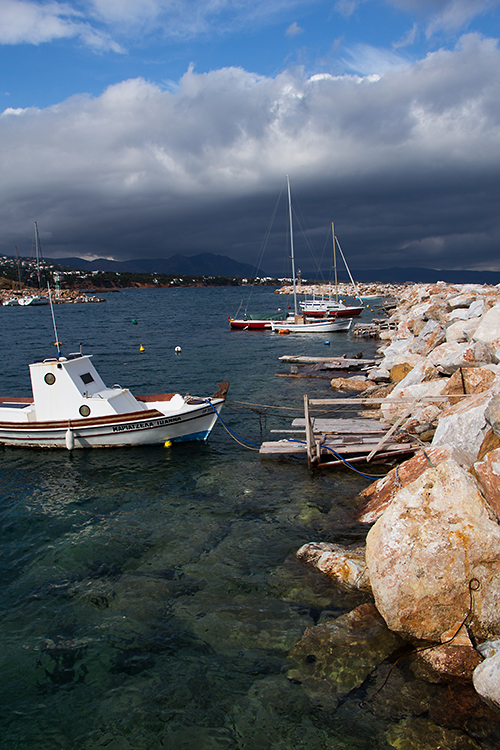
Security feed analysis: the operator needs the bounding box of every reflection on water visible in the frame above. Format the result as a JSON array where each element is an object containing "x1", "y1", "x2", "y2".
[{"x1": 1, "y1": 289, "x2": 498, "y2": 749}]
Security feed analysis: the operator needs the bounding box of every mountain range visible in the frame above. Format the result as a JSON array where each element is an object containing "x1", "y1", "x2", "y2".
[
  {"x1": 48, "y1": 252, "x2": 263, "y2": 278},
  {"x1": 31, "y1": 252, "x2": 500, "y2": 285}
]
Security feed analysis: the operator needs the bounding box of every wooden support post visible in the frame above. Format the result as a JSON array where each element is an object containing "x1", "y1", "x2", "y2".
[{"x1": 304, "y1": 394, "x2": 315, "y2": 469}]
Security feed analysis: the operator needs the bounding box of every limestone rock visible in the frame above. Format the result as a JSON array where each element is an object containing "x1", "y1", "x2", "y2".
[
  {"x1": 474, "y1": 447, "x2": 500, "y2": 520},
  {"x1": 446, "y1": 318, "x2": 480, "y2": 344},
  {"x1": 441, "y1": 366, "x2": 498, "y2": 406},
  {"x1": 381, "y1": 378, "x2": 449, "y2": 422},
  {"x1": 330, "y1": 375, "x2": 369, "y2": 391},
  {"x1": 365, "y1": 458, "x2": 500, "y2": 642},
  {"x1": 357, "y1": 445, "x2": 465, "y2": 524},
  {"x1": 409, "y1": 319, "x2": 446, "y2": 356},
  {"x1": 432, "y1": 390, "x2": 495, "y2": 467},
  {"x1": 473, "y1": 304, "x2": 500, "y2": 346},
  {"x1": 473, "y1": 650, "x2": 500, "y2": 712},
  {"x1": 428, "y1": 341, "x2": 496, "y2": 375},
  {"x1": 390, "y1": 362, "x2": 414, "y2": 383},
  {"x1": 296, "y1": 542, "x2": 370, "y2": 590},
  {"x1": 485, "y1": 393, "x2": 500, "y2": 437},
  {"x1": 416, "y1": 624, "x2": 482, "y2": 681}
]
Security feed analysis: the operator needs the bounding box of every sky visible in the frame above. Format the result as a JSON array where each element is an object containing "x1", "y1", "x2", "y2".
[{"x1": 1, "y1": 0, "x2": 500, "y2": 275}]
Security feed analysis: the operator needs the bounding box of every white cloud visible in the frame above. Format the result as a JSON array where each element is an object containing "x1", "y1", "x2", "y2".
[
  {"x1": 0, "y1": 32, "x2": 500, "y2": 271},
  {"x1": 386, "y1": 0, "x2": 500, "y2": 35},
  {"x1": 286, "y1": 20, "x2": 303, "y2": 36},
  {"x1": 341, "y1": 43, "x2": 410, "y2": 74},
  {"x1": 392, "y1": 22, "x2": 418, "y2": 49},
  {"x1": 0, "y1": 0, "x2": 122, "y2": 50}
]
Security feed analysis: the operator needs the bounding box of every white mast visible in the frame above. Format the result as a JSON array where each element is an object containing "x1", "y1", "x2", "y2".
[{"x1": 287, "y1": 175, "x2": 298, "y2": 315}]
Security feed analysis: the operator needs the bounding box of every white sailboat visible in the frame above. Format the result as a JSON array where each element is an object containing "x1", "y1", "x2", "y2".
[
  {"x1": 18, "y1": 222, "x2": 49, "y2": 306},
  {"x1": 299, "y1": 223, "x2": 363, "y2": 318},
  {"x1": 270, "y1": 177, "x2": 353, "y2": 334}
]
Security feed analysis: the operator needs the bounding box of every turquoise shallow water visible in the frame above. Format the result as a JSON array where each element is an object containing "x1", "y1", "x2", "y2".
[{"x1": 2, "y1": 288, "x2": 495, "y2": 749}]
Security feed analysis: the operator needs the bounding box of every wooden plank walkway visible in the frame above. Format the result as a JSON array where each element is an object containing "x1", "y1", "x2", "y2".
[{"x1": 258, "y1": 393, "x2": 451, "y2": 469}]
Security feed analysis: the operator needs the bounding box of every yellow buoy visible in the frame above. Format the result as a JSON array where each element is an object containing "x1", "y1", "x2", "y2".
[
  {"x1": 164, "y1": 440, "x2": 172, "y2": 448},
  {"x1": 140, "y1": 344, "x2": 145, "y2": 352}
]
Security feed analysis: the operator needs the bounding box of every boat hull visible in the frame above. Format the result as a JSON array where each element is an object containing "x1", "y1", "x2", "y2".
[
  {"x1": 270, "y1": 318, "x2": 352, "y2": 333},
  {"x1": 300, "y1": 306, "x2": 363, "y2": 318},
  {"x1": 229, "y1": 319, "x2": 272, "y2": 330},
  {"x1": 0, "y1": 399, "x2": 225, "y2": 449}
]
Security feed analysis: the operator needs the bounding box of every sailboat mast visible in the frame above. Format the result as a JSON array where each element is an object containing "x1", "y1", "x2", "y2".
[
  {"x1": 332, "y1": 222, "x2": 339, "y2": 303},
  {"x1": 15, "y1": 246, "x2": 22, "y2": 290},
  {"x1": 287, "y1": 175, "x2": 298, "y2": 315},
  {"x1": 34, "y1": 221, "x2": 42, "y2": 290}
]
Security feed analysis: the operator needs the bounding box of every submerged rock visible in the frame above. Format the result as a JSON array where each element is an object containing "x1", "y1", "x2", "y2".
[
  {"x1": 386, "y1": 716, "x2": 481, "y2": 749},
  {"x1": 287, "y1": 603, "x2": 401, "y2": 707},
  {"x1": 296, "y1": 542, "x2": 370, "y2": 590}
]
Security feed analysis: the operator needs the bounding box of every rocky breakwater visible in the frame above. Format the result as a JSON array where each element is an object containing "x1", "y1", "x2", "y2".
[
  {"x1": 294, "y1": 281, "x2": 500, "y2": 744},
  {"x1": 0, "y1": 288, "x2": 104, "y2": 304}
]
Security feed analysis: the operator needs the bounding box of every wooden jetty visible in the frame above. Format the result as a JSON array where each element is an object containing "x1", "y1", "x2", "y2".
[
  {"x1": 352, "y1": 319, "x2": 396, "y2": 338},
  {"x1": 276, "y1": 354, "x2": 378, "y2": 380},
  {"x1": 259, "y1": 393, "x2": 462, "y2": 469}
]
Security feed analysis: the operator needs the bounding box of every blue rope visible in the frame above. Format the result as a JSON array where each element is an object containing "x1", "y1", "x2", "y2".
[
  {"x1": 205, "y1": 400, "x2": 262, "y2": 447},
  {"x1": 287, "y1": 439, "x2": 382, "y2": 479}
]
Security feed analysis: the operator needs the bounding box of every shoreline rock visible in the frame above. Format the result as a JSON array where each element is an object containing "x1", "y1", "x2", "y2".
[{"x1": 296, "y1": 280, "x2": 500, "y2": 713}]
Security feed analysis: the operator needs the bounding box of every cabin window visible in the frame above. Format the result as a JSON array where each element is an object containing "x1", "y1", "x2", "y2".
[
  {"x1": 79, "y1": 405, "x2": 91, "y2": 417},
  {"x1": 44, "y1": 373, "x2": 56, "y2": 385},
  {"x1": 80, "y1": 373, "x2": 94, "y2": 385}
]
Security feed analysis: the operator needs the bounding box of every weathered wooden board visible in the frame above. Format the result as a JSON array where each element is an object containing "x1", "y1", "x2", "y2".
[
  {"x1": 291, "y1": 417, "x2": 388, "y2": 433},
  {"x1": 279, "y1": 355, "x2": 376, "y2": 366}
]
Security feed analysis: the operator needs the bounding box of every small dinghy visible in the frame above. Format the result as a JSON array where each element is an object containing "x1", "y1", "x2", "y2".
[{"x1": 0, "y1": 348, "x2": 228, "y2": 450}]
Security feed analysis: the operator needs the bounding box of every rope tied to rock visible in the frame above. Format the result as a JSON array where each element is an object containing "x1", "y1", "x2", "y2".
[{"x1": 362, "y1": 578, "x2": 481, "y2": 706}]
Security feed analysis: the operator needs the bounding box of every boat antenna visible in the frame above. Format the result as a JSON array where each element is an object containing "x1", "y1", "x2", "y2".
[{"x1": 47, "y1": 283, "x2": 62, "y2": 356}]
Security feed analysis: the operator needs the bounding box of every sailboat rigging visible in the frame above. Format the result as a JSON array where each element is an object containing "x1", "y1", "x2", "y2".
[
  {"x1": 18, "y1": 222, "x2": 49, "y2": 306},
  {"x1": 270, "y1": 177, "x2": 352, "y2": 333},
  {"x1": 298, "y1": 223, "x2": 364, "y2": 319}
]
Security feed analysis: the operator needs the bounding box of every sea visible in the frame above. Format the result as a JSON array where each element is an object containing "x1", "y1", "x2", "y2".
[{"x1": 1, "y1": 287, "x2": 491, "y2": 750}]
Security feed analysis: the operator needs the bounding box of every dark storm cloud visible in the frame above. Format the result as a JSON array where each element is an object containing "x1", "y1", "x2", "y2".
[{"x1": 1, "y1": 32, "x2": 500, "y2": 274}]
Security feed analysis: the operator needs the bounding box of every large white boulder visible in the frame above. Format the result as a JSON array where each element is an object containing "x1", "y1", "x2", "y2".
[
  {"x1": 473, "y1": 304, "x2": 500, "y2": 346},
  {"x1": 428, "y1": 341, "x2": 496, "y2": 374},
  {"x1": 432, "y1": 391, "x2": 495, "y2": 466},
  {"x1": 365, "y1": 458, "x2": 500, "y2": 642}
]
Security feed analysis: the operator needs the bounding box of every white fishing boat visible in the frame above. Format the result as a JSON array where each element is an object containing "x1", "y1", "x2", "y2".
[
  {"x1": 271, "y1": 177, "x2": 353, "y2": 334},
  {"x1": 0, "y1": 340, "x2": 228, "y2": 449}
]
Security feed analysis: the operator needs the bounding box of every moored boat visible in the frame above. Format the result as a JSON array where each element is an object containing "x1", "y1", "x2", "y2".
[
  {"x1": 270, "y1": 315, "x2": 352, "y2": 333},
  {"x1": 229, "y1": 312, "x2": 288, "y2": 330},
  {"x1": 0, "y1": 349, "x2": 228, "y2": 449},
  {"x1": 299, "y1": 222, "x2": 363, "y2": 319},
  {"x1": 270, "y1": 178, "x2": 353, "y2": 334},
  {"x1": 298, "y1": 298, "x2": 363, "y2": 318}
]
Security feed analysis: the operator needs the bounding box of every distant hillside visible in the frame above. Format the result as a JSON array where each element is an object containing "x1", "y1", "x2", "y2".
[
  {"x1": 312, "y1": 267, "x2": 500, "y2": 285},
  {"x1": 47, "y1": 253, "x2": 264, "y2": 278},
  {"x1": 35, "y1": 252, "x2": 500, "y2": 284},
  {"x1": 355, "y1": 267, "x2": 500, "y2": 285}
]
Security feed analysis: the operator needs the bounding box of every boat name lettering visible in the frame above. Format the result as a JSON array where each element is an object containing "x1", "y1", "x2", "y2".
[{"x1": 112, "y1": 416, "x2": 182, "y2": 432}]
